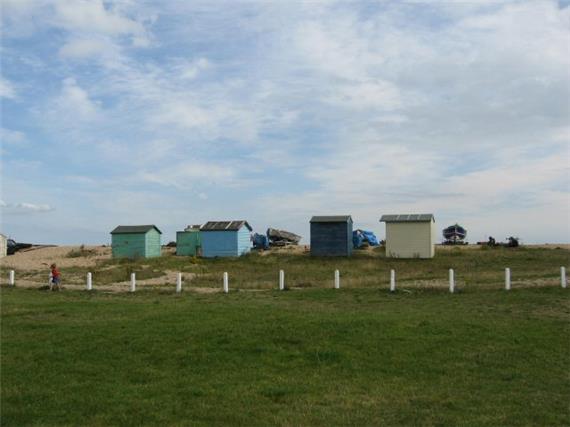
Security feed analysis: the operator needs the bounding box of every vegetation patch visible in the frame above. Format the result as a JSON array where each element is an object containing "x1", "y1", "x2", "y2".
[{"x1": 66, "y1": 245, "x2": 98, "y2": 258}]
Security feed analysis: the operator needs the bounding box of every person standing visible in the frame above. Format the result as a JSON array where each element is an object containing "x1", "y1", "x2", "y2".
[{"x1": 49, "y1": 263, "x2": 61, "y2": 291}]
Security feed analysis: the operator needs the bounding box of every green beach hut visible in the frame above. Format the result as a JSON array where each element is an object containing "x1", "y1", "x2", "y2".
[
  {"x1": 110, "y1": 225, "x2": 162, "y2": 258},
  {"x1": 176, "y1": 225, "x2": 201, "y2": 256}
]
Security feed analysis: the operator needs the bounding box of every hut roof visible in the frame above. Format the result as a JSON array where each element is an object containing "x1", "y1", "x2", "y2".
[
  {"x1": 111, "y1": 225, "x2": 162, "y2": 234},
  {"x1": 201, "y1": 221, "x2": 252, "y2": 231},
  {"x1": 380, "y1": 214, "x2": 434, "y2": 223},
  {"x1": 310, "y1": 215, "x2": 352, "y2": 223}
]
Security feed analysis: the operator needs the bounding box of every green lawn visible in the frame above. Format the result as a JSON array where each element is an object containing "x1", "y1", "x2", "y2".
[{"x1": 2, "y1": 286, "x2": 569, "y2": 426}]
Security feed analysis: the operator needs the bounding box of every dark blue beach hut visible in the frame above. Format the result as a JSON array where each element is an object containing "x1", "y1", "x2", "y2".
[{"x1": 310, "y1": 216, "x2": 353, "y2": 256}]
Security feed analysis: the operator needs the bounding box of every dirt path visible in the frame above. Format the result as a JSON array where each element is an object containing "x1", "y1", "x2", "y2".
[{"x1": 0, "y1": 246, "x2": 112, "y2": 270}]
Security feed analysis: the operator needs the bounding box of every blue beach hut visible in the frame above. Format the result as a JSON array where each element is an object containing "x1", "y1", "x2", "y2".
[{"x1": 200, "y1": 221, "x2": 252, "y2": 257}]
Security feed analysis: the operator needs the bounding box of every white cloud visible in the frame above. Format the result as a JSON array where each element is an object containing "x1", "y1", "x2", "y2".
[
  {"x1": 0, "y1": 128, "x2": 26, "y2": 145},
  {"x1": 551, "y1": 126, "x2": 570, "y2": 143},
  {"x1": 294, "y1": 18, "x2": 385, "y2": 82},
  {"x1": 443, "y1": 152, "x2": 569, "y2": 209},
  {"x1": 57, "y1": 78, "x2": 100, "y2": 119},
  {"x1": 53, "y1": 0, "x2": 146, "y2": 39},
  {"x1": 326, "y1": 80, "x2": 403, "y2": 110},
  {"x1": 178, "y1": 58, "x2": 210, "y2": 80},
  {"x1": 308, "y1": 144, "x2": 440, "y2": 199},
  {"x1": 0, "y1": 0, "x2": 37, "y2": 15},
  {"x1": 58, "y1": 37, "x2": 118, "y2": 60},
  {"x1": 0, "y1": 0, "x2": 43, "y2": 38},
  {"x1": 1, "y1": 201, "x2": 54, "y2": 213},
  {"x1": 135, "y1": 162, "x2": 237, "y2": 190},
  {"x1": 0, "y1": 77, "x2": 16, "y2": 98},
  {"x1": 88, "y1": 56, "x2": 274, "y2": 146},
  {"x1": 33, "y1": 78, "x2": 103, "y2": 139},
  {"x1": 2, "y1": 0, "x2": 152, "y2": 54},
  {"x1": 150, "y1": 100, "x2": 212, "y2": 130}
]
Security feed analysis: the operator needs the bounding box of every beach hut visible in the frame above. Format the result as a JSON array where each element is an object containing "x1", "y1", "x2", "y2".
[
  {"x1": 110, "y1": 225, "x2": 162, "y2": 258},
  {"x1": 200, "y1": 221, "x2": 252, "y2": 258},
  {"x1": 176, "y1": 225, "x2": 201, "y2": 256},
  {"x1": 0, "y1": 234, "x2": 7, "y2": 258},
  {"x1": 310, "y1": 216, "x2": 353, "y2": 256},
  {"x1": 380, "y1": 214, "x2": 435, "y2": 258}
]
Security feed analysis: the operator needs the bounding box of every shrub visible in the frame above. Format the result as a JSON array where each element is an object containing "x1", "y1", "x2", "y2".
[{"x1": 66, "y1": 245, "x2": 97, "y2": 258}]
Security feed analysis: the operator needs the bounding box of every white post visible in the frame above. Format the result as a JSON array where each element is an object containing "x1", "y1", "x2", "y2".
[
  {"x1": 390, "y1": 269, "x2": 395, "y2": 292},
  {"x1": 223, "y1": 272, "x2": 229, "y2": 293},
  {"x1": 86, "y1": 272, "x2": 92, "y2": 291},
  {"x1": 561, "y1": 267, "x2": 567, "y2": 289},
  {"x1": 130, "y1": 272, "x2": 136, "y2": 293},
  {"x1": 176, "y1": 273, "x2": 182, "y2": 293},
  {"x1": 9, "y1": 270, "x2": 15, "y2": 286},
  {"x1": 279, "y1": 270, "x2": 285, "y2": 291},
  {"x1": 505, "y1": 268, "x2": 511, "y2": 291},
  {"x1": 334, "y1": 269, "x2": 340, "y2": 289},
  {"x1": 449, "y1": 269, "x2": 455, "y2": 293}
]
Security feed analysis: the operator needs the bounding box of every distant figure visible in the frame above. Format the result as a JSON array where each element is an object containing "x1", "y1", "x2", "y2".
[
  {"x1": 507, "y1": 236, "x2": 519, "y2": 248},
  {"x1": 49, "y1": 263, "x2": 61, "y2": 291},
  {"x1": 488, "y1": 236, "x2": 496, "y2": 247}
]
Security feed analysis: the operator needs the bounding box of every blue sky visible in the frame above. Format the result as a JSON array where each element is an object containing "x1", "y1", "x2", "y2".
[{"x1": 1, "y1": 0, "x2": 569, "y2": 245}]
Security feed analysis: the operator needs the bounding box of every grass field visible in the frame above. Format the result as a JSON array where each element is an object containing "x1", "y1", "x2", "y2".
[
  {"x1": 1, "y1": 247, "x2": 569, "y2": 425},
  {"x1": 2, "y1": 285, "x2": 569, "y2": 426}
]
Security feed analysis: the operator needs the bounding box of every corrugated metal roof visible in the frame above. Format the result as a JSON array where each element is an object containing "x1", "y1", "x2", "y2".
[
  {"x1": 200, "y1": 220, "x2": 252, "y2": 231},
  {"x1": 380, "y1": 214, "x2": 434, "y2": 223},
  {"x1": 310, "y1": 215, "x2": 353, "y2": 223},
  {"x1": 111, "y1": 225, "x2": 162, "y2": 234}
]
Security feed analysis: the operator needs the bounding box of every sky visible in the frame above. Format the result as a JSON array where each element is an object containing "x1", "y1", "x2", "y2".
[{"x1": 1, "y1": 0, "x2": 569, "y2": 245}]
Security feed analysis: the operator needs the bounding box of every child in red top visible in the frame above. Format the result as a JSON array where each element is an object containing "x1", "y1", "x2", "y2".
[{"x1": 50, "y1": 263, "x2": 61, "y2": 291}]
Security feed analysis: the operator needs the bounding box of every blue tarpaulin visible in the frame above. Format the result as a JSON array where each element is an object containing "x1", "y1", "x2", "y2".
[
  {"x1": 252, "y1": 233, "x2": 269, "y2": 250},
  {"x1": 353, "y1": 229, "x2": 379, "y2": 248}
]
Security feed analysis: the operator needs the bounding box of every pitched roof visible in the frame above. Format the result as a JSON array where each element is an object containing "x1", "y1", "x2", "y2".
[
  {"x1": 111, "y1": 225, "x2": 162, "y2": 234},
  {"x1": 310, "y1": 215, "x2": 352, "y2": 223},
  {"x1": 380, "y1": 214, "x2": 434, "y2": 223},
  {"x1": 200, "y1": 220, "x2": 252, "y2": 231}
]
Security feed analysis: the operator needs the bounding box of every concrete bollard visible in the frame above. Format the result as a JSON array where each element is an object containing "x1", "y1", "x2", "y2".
[
  {"x1": 505, "y1": 268, "x2": 511, "y2": 291},
  {"x1": 9, "y1": 270, "x2": 15, "y2": 286},
  {"x1": 561, "y1": 267, "x2": 567, "y2": 289},
  {"x1": 176, "y1": 273, "x2": 182, "y2": 293},
  {"x1": 279, "y1": 270, "x2": 285, "y2": 291},
  {"x1": 390, "y1": 270, "x2": 395, "y2": 292},
  {"x1": 223, "y1": 272, "x2": 229, "y2": 293},
  {"x1": 130, "y1": 272, "x2": 136, "y2": 293},
  {"x1": 86, "y1": 272, "x2": 92, "y2": 291},
  {"x1": 449, "y1": 269, "x2": 455, "y2": 293},
  {"x1": 334, "y1": 270, "x2": 340, "y2": 289}
]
